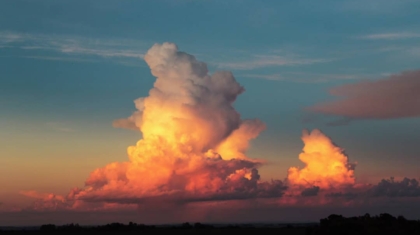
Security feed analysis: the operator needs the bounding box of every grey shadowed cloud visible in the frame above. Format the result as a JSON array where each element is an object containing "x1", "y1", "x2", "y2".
[
  {"x1": 371, "y1": 177, "x2": 420, "y2": 198},
  {"x1": 301, "y1": 186, "x2": 320, "y2": 197}
]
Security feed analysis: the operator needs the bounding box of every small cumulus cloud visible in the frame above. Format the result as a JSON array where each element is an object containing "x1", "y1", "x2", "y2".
[
  {"x1": 19, "y1": 190, "x2": 67, "y2": 211},
  {"x1": 287, "y1": 129, "x2": 356, "y2": 190}
]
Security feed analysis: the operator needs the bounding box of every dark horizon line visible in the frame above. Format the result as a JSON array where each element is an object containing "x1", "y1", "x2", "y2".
[
  {"x1": 2, "y1": 212, "x2": 420, "y2": 230},
  {"x1": 0, "y1": 221, "x2": 319, "y2": 229}
]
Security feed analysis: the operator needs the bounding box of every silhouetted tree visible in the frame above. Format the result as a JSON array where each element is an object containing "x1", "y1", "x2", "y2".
[
  {"x1": 40, "y1": 224, "x2": 56, "y2": 231},
  {"x1": 181, "y1": 222, "x2": 192, "y2": 229}
]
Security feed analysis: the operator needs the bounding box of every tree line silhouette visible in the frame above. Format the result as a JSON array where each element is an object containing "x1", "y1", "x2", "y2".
[
  {"x1": 308, "y1": 213, "x2": 420, "y2": 235},
  {"x1": 1, "y1": 213, "x2": 420, "y2": 234}
]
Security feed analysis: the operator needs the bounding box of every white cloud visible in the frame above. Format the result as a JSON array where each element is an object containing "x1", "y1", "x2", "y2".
[
  {"x1": 20, "y1": 56, "x2": 97, "y2": 63},
  {"x1": 56, "y1": 43, "x2": 144, "y2": 59},
  {"x1": 0, "y1": 31, "x2": 146, "y2": 62},
  {"x1": 1, "y1": 31, "x2": 329, "y2": 70},
  {"x1": 409, "y1": 47, "x2": 420, "y2": 56},
  {"x1": 215, "y1": 55, "x2": 329, "y2": 70},
  {"x1": 0, "y1": 32, "x2": 23, "y2": 44},
  {"x1": 359, "y1": 32, "x2": 420, "y2": 40}
]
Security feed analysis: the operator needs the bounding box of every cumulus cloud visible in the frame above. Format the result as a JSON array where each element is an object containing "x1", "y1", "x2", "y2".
[
  {"x1": 17, "y1": 43, "x2": 420, "y2": 221},
  {"x1": 371, "y1": 177, "x2": 420, "y2": 197},
  {"x1": 19, "y1": 191, "x2": 67, "y2": 211},
  {"x1": 301, "y1": 186, "x2": 320, "y2": 197},
  {"x1": 287, "y1": 129, "x2": 356, "y2": 190},
  {"x1": 322, "y1": 177, "x2": 420, "y2": 202},
  {"x1": 112, "y1": 118, "x2": 138, "y2": 131},
  {"x1": 307, "y1": 70, "x2": 420, "y2": 119},
  {"x1": 22, "y1": 42, "x2": 283, "y2": 210}
]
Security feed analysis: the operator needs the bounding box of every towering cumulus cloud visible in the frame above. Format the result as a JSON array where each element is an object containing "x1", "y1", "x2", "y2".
[
  {"x1": 74, "y1": 43, "x2": 282, "y2": 204},
  {"x1": 17, "y1": 43, "x2": 420, "y2": 222},
  {"x1": 287, "y1": 129, "x2": 356, "y2": 190}
]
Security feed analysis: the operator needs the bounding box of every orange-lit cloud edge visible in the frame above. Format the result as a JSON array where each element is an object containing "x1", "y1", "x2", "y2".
[{"x1": 6, "y1": 43, "x2": 420, "y2": 221}]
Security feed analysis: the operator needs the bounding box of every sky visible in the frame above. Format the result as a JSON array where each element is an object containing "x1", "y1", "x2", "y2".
[{"x1": 1, "y1": 0, "x2": 420, "y2": 226}]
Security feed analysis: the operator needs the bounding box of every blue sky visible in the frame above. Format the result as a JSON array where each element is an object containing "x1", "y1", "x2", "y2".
[{"x1": 1, "y1": 0, "x2": 420, "y2": 216}]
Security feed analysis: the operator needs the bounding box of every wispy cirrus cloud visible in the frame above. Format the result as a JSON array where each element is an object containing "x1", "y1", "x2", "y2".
[
  {"x1": 46, "y1": 122, "x2": 76, "y2": 133},
  {"x1": 240, "y1": 72, "x2": 370, "y2": 83},
  {"x1": 58, "y1": 45, "x2": 143, "y2": 59},
  {"x1": 0, "y1": 31, "x2": 146, "y2": 62},
  {"x1": 409, "y1": 47, "x2": 420, "y2": 56},
  {"x1": 215, "y1": 54, "x2": 329, "y2": 70},
  {"x1": 358, "y1": 32, "x2": 420, "y2": 40},
  {"x1": 1, "y1": 31, "x2": 331, "y2": 71},
  {"x1": 0, "y1": 32, "x2": 23, "y2": 44},
  {"x1": 0, "y1": 55, "x2": 97, "y2": 63}
]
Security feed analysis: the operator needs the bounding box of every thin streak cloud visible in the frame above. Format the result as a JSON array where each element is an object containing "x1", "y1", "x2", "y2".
[
  {"x1": 240, "y1": 73, "x2": 369, "y2": 83},
  {"x1": 358, "y1": 32, "x2": 420, "y2": 40},
  {"x1": 46, "y1": 122, "x2": 76, "y2": 133},
  {"x1": 215, "y1": 55, "x2": 329, "y2": 70},
  {"x1": 0, "y1": 55, "x2": 98, "y2": 63},
  {"x1": 0, "y1": 31, "x2": 146, "y2": 61}
]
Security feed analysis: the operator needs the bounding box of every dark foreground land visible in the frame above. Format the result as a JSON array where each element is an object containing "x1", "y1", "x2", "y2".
[{"x1": 1, "y1": 213, "x2": 420, "y2": 235}]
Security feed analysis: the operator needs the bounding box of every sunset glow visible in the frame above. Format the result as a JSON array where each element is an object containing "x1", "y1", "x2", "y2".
[
  {"x1": 1, "y1": 1, "x2": 420, "y2": 226},
  {"x1": 11, "y1": 43, "x2": 418, "y2": 216},
  {"x1": 287, "y1": 129, "x2": 355, "y2": 189}
]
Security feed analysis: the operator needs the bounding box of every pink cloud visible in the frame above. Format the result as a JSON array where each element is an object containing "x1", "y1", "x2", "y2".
[{"x1": 307, "y1": 70, "x2": 420, "y2": 119}]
